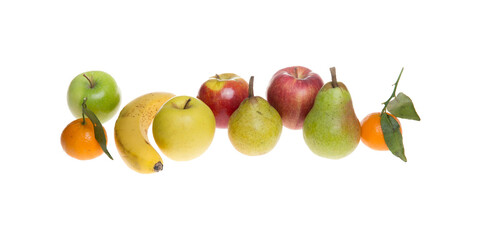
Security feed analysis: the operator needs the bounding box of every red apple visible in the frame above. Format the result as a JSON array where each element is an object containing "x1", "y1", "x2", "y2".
[
  {"x1": 197, "y1": 73, "x2": 249, "y2": 128},
  {"x1": 267, "y1": 66, "x2": 324, "y2": 130}
]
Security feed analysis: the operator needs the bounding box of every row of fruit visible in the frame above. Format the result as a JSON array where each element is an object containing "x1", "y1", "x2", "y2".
[{"x1": 61, "y1": 66, "x2": 420, "y2": 174}]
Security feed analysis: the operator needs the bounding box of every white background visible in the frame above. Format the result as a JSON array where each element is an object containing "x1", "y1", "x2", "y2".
[{"x1": 1, "y1": 0, "x2": 479, "y2": 239}]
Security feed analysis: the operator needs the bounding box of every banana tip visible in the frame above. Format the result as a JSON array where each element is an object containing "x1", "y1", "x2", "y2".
[{"x1": 154, "y1": 162, "x2": 163, "y2": 172}]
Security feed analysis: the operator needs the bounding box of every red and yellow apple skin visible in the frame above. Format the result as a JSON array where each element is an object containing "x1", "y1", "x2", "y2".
[
  {"x1": 197, "y1": 73, "x2": 249, "y2": 128},
  {"x1": 267, "y1": 66, "x2": 324, "y2": 130}
]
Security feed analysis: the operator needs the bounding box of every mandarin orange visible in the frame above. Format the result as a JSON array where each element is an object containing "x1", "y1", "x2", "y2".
[
  {"x1": 360, "y1": 112, "x2": 401, "y2": 151},
  {"x1": 61, "y1": 118, "x2": 106, "y2": 160}
]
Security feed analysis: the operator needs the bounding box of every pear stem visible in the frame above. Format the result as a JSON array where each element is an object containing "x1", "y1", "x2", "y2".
[
  {"x1": 215, "y1": 74, "x2": 221, "y2": 80},
  {"x1": 294, "y1": 67, "x2": 299, "y2": 78},
  {"x1": 184, "y1": 98, "x2": 192, "y2": 109},
  {"x1": 248, "y1": 76, "x2": 254, "y2": 98},
  {"x1": 381, "y1": 67, "x2": 404, "y2": 114},
  {"x1": 83, "y1": 73, "x2": 94, "y2": 88},
  {"x1": 330, "y1": 67, "x2": 338, "y2": 88}
]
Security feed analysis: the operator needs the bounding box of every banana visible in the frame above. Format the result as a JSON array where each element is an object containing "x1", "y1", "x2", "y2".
[{"x1": 114, "y1": 92, "x2": 175, "y2": 174}]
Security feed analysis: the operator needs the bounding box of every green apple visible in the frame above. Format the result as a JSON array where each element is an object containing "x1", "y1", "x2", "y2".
[
  {"x1": 67, "y1": 71, "x2": 121, "y2": 123},
  {"x1": 152, "y1": 96, "x2": 216, "y2": 161}
]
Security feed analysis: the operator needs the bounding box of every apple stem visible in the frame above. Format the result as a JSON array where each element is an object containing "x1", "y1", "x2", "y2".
[
  {"x1": 248, "y1": 76, "x2": 254, "y2": 98},
  {"x1": 184, "y1": 98, "x2": 192, "y2": 109},
  {"x1": 215, "y1": 74, "x2": 221, "y2": 80},
  {"x1": 294, "y1": 67, "x2": 299, "y2": 78},
  {"x1": 83, "y1": 73, "x2": 94, "y2": 88},
  {"x1": 330, "y1": 67, "x2": 338, "y2": 88}
]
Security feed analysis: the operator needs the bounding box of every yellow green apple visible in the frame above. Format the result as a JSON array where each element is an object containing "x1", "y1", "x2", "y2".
[{"x1": 152, "y1": 96, "x2": 216, "y2": 161}]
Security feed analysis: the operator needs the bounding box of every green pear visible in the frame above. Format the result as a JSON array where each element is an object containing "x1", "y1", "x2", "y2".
[
  {"x1": 228, "y1": 76, "x2": 282, "y2": 156},
  {"x1": 303, "y1": 67, "x2": 361, "y2": 159}
]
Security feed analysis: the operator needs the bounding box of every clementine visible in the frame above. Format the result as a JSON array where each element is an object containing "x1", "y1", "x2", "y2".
[
  {"x1": 61, "y1": 118, "x2": 106, "y2": 160},
  {"x1": 360, "y1": 112, "x2": 401, "y2": 151}
]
